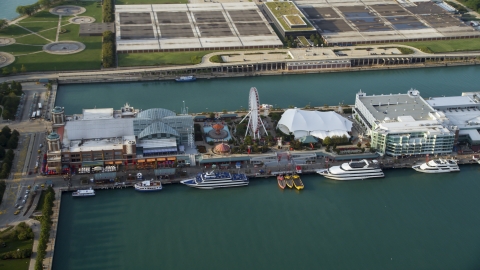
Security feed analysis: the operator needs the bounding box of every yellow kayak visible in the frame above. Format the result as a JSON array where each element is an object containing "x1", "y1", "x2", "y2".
[
  {"x1": 285, "y1": 175, "x2": 294, "y2": 189},
  {"x1": 292, "y1": 174, "x2": 304, "y2": 190}
]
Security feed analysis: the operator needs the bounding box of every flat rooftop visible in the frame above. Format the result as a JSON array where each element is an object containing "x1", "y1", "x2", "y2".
[
  {"x1": 426, "y1": 92, "x2": 480, "y2": 109},
  {"x1": 264, "y1": 1, "x2": 315, "y2": 31},
  {"x1": 358, "y1": 91, "x2": 435, "y2": 122},
  {"x1": 115, "y1": 3, "x2": 282, "y2": 52},
  {"x1": 297, "y1": 0, "x2": 480, "y2": 45}
]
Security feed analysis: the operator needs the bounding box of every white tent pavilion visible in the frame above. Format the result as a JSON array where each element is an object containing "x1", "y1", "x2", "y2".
[{"x1": 277, "y1": 109, "x2": 353, "y2": 140}]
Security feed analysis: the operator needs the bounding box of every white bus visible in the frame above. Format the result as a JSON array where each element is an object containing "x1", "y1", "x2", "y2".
[
  {"x1": 38, "y1": 103, "x2": 42, "y2": 109},
  {"x1": 36, "y1": 110, "x2": 41, "y2": 117},
  {"x1": 31, "y1": 112, "x2": 36, "y2": 119}
]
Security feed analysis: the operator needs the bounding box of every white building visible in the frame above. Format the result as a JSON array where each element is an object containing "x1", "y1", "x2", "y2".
[
  {"x1": 354, "y1": 89, "x2": 456, "y2": 156},
  {"x1": 277, "y1": 108, "x2": 352, "y2": 140},
  {"x1": 426, "y1": 92, "x2": 480, "y2": 151}
]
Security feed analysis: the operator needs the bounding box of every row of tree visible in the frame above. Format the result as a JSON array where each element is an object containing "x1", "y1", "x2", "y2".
[
  {"x1": 2, "y1": 66, "x2": 27, "y2": 76},
  {"x1": 322, "y1": 135, "x2": 350, "y2": 146},
  {"x1": 457, "y1": 0, "x2": 480, "y2": 12},
  {"x1": 0, "y1": 148, "x2": 15, "y2": 179},
  {"x1": 285, "y1": 36, "x2": 298, "y2": 48},
  {"x1": 16, "y1": 0, "x2": 54, "y2": 16},
  {"x1": 1, "y1": 81, "x2": 23, "y2": 96},
  {"x1": 0, "y1": 126, "x2": 20, "y2": 152},
  {"x1": 309, "y1": 33, "x2": 324, "y2": 46},
  {"x1": 0, "y1": 81, "x2": 23, "y2": 120},
  {"x1": 102, "y1": 31, "x2": 116, "y2": 68},
  {"x1": 103, "y1": 0, "x2": 114, "y2": 23},
  {"x1": 35, "y1": 187, "x2": 55, "y2": 270}
]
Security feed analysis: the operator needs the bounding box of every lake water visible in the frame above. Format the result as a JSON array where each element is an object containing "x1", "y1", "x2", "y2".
[
  {"x1": 56, "y1": 65, "x2": 480, "y2": 115},
  {"x1": 53, "y1": 167, "x2": 480, "y2": 270},
  {"x1": 0, "y1": 0, "x2": 37, "y2": 20}
]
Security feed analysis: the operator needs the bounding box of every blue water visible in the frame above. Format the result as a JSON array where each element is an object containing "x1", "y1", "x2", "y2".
[{"x1": 0, "y1": 0, "x2": 38, "y2": 20}]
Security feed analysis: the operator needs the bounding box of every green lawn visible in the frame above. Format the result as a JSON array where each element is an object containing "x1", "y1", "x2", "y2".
[
  {"x1": 17, "y1": 21, "x2": 59, "y2": 33},
  {"x1": 58, "y1": 24, "x2": 82, "y2": 41},
  {"x1": 11, "y1": 38, "x2": 102, "y2": 71},
  {"x1": 0, "y1": 25, "x2": 31, "y2": 38},
  {"x1": 15, "y1": 34, "x2": 51, "y2": 45},
  {"x1": 74, "y1": 1, "x2": 103, "y2": 22},
  {"x1": 116, "y1": 0, "x2": 187, "y2": 4},
  {"x1": 38, "y1": 28, "x2": 58, "y2": 42},
  {"x1": 0, "y1": 229, "x2": 33, "y2": 270},
  {"x1": 403, "y1": 38, "x2": 480, "y2": 53},
  {"x1": 1, "y1": 44, "x2": 43, "y2": 56},
  {"x1": 118, "y1": 51, "x2": 214, "y2": 67}
]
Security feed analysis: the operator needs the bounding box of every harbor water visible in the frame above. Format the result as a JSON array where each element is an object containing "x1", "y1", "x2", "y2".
[
  {"x1": 0, "y1": 0, "x2": 37, "y2": 20},
  {"x1": 55, "y1": 65, "x2": 480, "y2": 114},
  {"x1": 52, "y1": 66, "x2": 480, "y2": 269},
  {"x1": 53, "y1": 167, "x2": 480, "y2": 269}
]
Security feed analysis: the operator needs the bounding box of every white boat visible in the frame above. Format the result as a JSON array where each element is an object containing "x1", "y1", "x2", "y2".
[
  {"x1": 316, "y1": 159, "x2": 384, "y2": 180},
  {"x1": 72, "y1": 188, "x2": 95, "y2": 197},
  {"x1": 473, "y1": 155, "x2": 480, "y2": 164},
  {"x1": 412, "y1": 159, "x2": 460, "y2": 173},
  {"x1": 180, "y1": 171, "x2": 248, "y2": 189},
  {"x1": 134, "y1": 180, "x2": 162, "y2": 192}
]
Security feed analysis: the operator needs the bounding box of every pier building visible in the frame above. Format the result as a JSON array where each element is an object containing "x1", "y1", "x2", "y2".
[
  {"x1": 114, "y1": 2, "x2": 282, "y2": 53},
  {"x1": 354, "y1": 89, "x2": 456, "y2": 157},
  {"x1": 426, "y1": 92, "x2": 480, "y2": 151},
  {"x1": 46, "y1": 104, "x2": 195, "y2": 173},
  {"x1": 277, "y1": 108, "x2": 352, "y2": 140}
]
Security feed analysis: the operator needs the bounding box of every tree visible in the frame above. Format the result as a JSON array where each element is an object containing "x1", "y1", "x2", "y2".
[
  {"x1": 20, "y1": 65, "x2": 26, "y2": 73},
  {"x1": 2, "y1": 67, "x2": 9, "y2": 76},
  {"x1": 357, "y1": 142, "x2": 362, "y2": 148},
  {"x1": 0, "y1": 82, "x2": 9, "y2": 93},
  {"x1": 244, "y1": 135, "x2": 253, "y2": 146},
  {"x1": 0, "y1": 146, "x2": 5, "y2": 159},
  {"x1": 11, "y1": 67, "x2": 17, "y2": 74},
  {"x1": 7, "y1": 136, "x2": 18, "y2": 149},
  {"x1": 0, "y1": 20, "x2": 6, "y2": 29},
  {"x1": 1, "y1": 126, "x2": 11, "y2": 139},
  {"x1": 39, "y1": 0, "x2": 52, "y2": 7},
  {"x1": 323, "y1": 136, "x2": 331, "y2": 146},
  {"x1": 0, "y1": 135, "x2": 7, "y2": 147}
]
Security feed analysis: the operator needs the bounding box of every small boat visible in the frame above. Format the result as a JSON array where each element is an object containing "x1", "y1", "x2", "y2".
[
  {"x1": 285, "y1": 175, "x2": 294, "y2": 189},
  {"x1": 72, "y1": 188, "x2": 95, "y2": 197},
  {"x1": 175, "y1": 75, "x2": 196, "y2": 82},
  {"x1": 412, "y1": 159, "x2": 460, "y2": 173},
  {"x1": 277, "y1": 174, "x2": 286, "y2": 189},
  {"x1": 134, "y1": 180, "x2": 162, "y2": 192},
  {"x1": 473, "y1": 155, "x2": 480, "y2": 164},
  {"x1": 292, "y1": 174, "x2": 304, "y2": 190}
]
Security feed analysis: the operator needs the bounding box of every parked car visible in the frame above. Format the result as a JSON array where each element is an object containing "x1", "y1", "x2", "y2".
[{"x1": 14, "y1": 210, "x2": 20, "y2": 215}]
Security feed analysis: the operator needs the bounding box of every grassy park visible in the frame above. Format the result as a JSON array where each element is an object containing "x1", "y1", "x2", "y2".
[
  {"x1": 0, "y1": 223, "x2": 34, "y2": 270},
  {"x1": 118, "y1": 51, "x2": 214, "y2": 67},
  {"x1": 116, "y1": 0, "x2": 187, "y2": 4},
  {"x1": 403, "y1": 38, "x2": 480, "y2": 53},
  {"x1": 0, "y1": 1, "x2": 102, "y2": 72}
]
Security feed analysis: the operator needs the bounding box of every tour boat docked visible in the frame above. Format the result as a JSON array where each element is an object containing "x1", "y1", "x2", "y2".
[
  {"x1": 292, "y1": 174, "x2": 304, "y2": 190},
  {"x1": 134, "y1": 180, "x2": 163, "y2": 192},
  {"x1": 285, "y1": 175, "x2": 294, "y2": 188},
  {"x1": 412, "y1": 159, "x2": 460, "y2": 173},
  {"x1": 277, "y1": 174, "x2": 286, "y2": 189},
  {"x1": 316, "y1": 159, "x2": 384, "y2": 180},
  {"x1": 180, "y1": 171, "x2": 248, "y2": 189},
  {"x1": 72, "y1": 188, "x2": 95, "y2": 197},
  {"x1": 175, "y1": 75, "x2": 196, "y2": 82}
]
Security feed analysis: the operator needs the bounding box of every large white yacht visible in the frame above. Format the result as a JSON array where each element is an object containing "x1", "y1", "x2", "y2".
[
  {"x1": 412, "y1": 159, "x2": 460, "y2": 173},
  {"x1": 180, "y1": 171, "x2": 249, "y2": 189},
  {"x1": 72, "y1": 188, "x2": 95, "y2": 197},
  {"x1": 316, "y1": 159, "x2": 384, "y2": 180}
]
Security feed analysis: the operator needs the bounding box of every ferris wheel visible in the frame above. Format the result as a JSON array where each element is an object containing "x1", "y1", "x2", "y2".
[{"x1": 240, "y1": 87, "x2": 268, "y2": 140}]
